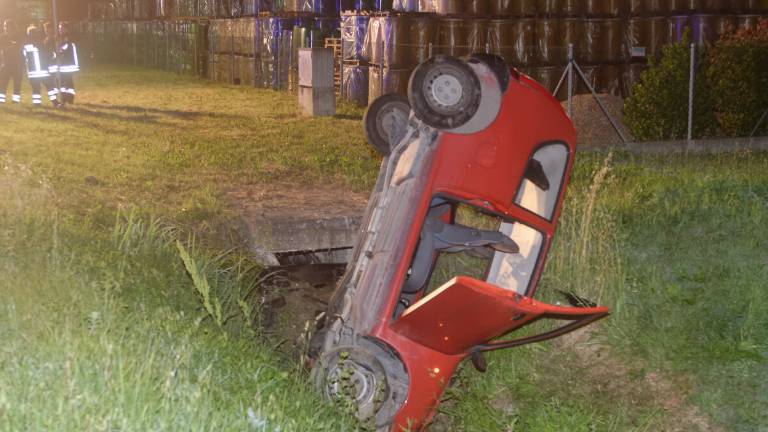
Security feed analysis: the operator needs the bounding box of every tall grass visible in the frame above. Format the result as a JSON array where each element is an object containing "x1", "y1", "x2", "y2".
[
  {"x1": 542, "y1": 151, "x2": 625, "y2": 308},
  {"x1": 0, "y1": 159, "x2": 354, "y2": 431}
]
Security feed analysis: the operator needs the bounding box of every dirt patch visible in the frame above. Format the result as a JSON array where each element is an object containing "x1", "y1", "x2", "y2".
[
  {"x1": 562, "y1": 94, "x2": 635, "y2": 147},
  {"x1": 554, "y1": 328, "x2": 721, "y2": 432}
]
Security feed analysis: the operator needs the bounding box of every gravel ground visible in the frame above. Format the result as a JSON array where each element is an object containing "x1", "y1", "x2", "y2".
[{"x1": 562, "y1": 94, "x2": 635, "y2": 146}]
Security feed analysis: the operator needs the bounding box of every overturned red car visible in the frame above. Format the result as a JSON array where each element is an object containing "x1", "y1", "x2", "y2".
[{"x1": 309, "y1": 54, "x2": 609, "y2": 431}]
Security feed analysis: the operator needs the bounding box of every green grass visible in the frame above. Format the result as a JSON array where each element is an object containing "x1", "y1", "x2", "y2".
[
  {"x1": 600, "y1": 151, "x2": 768, "y2": 431},
  {"x1": 0, "y1": 65, "x2": 379, "y2": 228},
  {"x1": 1, "y1": 66, "x2": 766, "y2": 431},
  {"x1": 445, "y1": 151, "x2": 768, "y2": 431},
  {"x1": 0, "y1": 161, "x2": 354, "y2": 431}
]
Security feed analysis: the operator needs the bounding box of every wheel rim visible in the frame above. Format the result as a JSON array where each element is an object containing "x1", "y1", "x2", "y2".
[
  {"x1": 430, "y1": 73, "x2": 463, "y2": 107},
  {"x1": 409, "y1": 56, "x2": 483, "y2": 130},
  {"x1": 422, "y1": 65, "x2": 470, "y2": 115},
  {"x1": 375, "y1": 102, "x2": 410, "y2": 147},
  {"x1": 324, "y1": 358, "x2": 381, "y2": 407}
]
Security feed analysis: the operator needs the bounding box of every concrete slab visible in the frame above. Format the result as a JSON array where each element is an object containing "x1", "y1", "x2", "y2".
[{"x1": 227, "y1": 183, "x2": 369, "y2": 266}]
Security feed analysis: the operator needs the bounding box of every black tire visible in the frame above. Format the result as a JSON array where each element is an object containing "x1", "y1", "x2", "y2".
[
  {"x1": 468, "y1": 53, "x2": 511, "y2": 93},
  {"x1": 312, "y1": 338, "x2": 409, "y2": 430},
  {"x1": 408, "y1": 55, "x2": 482, "y2": 130},
  {"x1": 364, "y1": 93, "x2": 411, "y2": 156}
]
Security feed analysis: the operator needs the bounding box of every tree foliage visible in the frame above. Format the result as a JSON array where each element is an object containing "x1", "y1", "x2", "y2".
[
  {"x1": 624, "y1": 21, "x2": 768, "y2": 141},
  {"x1": 705, "y1": 19, "x2": 768, "y2": 137},
  {"x1": 623, "y1": 34, "x2": 717, "y2": 141}
]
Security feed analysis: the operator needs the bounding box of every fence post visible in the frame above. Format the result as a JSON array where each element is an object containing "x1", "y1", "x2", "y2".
[{"x1": 688, "y1": 43, "x2": 696, "y2": 141}]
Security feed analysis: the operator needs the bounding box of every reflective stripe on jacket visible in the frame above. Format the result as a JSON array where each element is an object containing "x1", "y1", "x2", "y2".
[{"x1": 23, "y1": 44, "x2": 51, "y2": 78}]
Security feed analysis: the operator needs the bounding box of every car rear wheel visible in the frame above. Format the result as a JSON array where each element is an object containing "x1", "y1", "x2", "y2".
[
  {"x1": 312, "y1": 338, "x2": 408, "y2": 430},
  {"x1": 408, "y1": 55, "x2": 482, "y2": 130},
  {"x1": 364, "y1": 93, "x2": 411, "y2": 156}
]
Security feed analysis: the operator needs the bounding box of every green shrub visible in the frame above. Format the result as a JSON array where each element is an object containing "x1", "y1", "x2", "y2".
[
  {"x1": 705, "y1": 19, "x2": 768, "y2": 137},
  {"x1": 624, "y1": 35, "x2": 717, "y2": 141}
]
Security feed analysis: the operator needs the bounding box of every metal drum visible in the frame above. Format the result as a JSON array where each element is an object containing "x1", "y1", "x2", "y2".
[
  {"x1": 436, "y1": 18, "x2": 468, "y2": 57},
  {"x1": 436, "y1": 0, "x2": 463, "y2": 14},
  {"x1": 468, "y1": 19, "x2": 490, "y2": 54},
  {"x1": 368, "y1": 67, "x2": 413, "y2": 102},
  {"x1": 585, "y1": 0, "x2": 625, "y2": 16},
  {"x1": 525, "y1": 66, "x2": 568, "y2": 100},
  {"x1": 714, "y1": 15, "x2": 738, "y2": 40},
  {"x1": 622, "y1": 62, "x2": 648, "y2": 97},
  {"x1": 563, "y1": 18, "x2": 585, "y2": 62},
  {"x1": 537, "y1": 0, "x2": 584, "y2": 16},
  {"x1": 509, "y1": 0, "x2": 537, "y2": 15},
  {"x1": 737, "y1": 14, "x2": 763, "y2": 31},
  {"x1": 581, "y1": 18, "x2": 623, "y2": 63},
  {"x1": 536, "y1": 0, "x2": 558, "y2": 16},
  {"x1": 630, "y1": 0, "x2": 669, "y2": 14},
  {"x1": 367, "y1": 16, "x2": 412, "y2": 68},
  {"x1": 562, "y1": 0, "x2": 585, "y2": 16},
  {"x1": 687, "y1": 0, "x2": 727, "y2": 12},
  {"x1": 745, "y1": 0, "x2": 768, "y2": 12},
  {"x1": 419, "y1": 0, "x2": 438, "y2": 12},
  {"x1": 724, "y1": 0, "x2": 747, "y2": 12},
  {"x1": 536, "y1": 18, "x2": 582, "y2": 65},
  {"x1": 405, "y1": 15, "x2": 436, "y2": 66},
  {"x1": 689, "y1": 14, "x2": 719, "y2": 46},
  {"x1": 489, "y1": 0, "x2": 507, "y2": 16},
  {"x1": 234, "y1": 55, "x2": 259, "y2": 86},
  {"x1": 580, "y1": 64, "x2": 623, "y2": 95},
  {"x1": 628, "y1": 0, "x2": 645, "y2": 14},
  {"x1": 627, "y1": 16, "x2": 669, "y2": 61},
  {"x1": 393, "y1": 0, "x2": 420, "y2": 12},
  {"x1": 342, "y1": 16, "x2": 369, "y2": 61},
  {"x1": 667, "y1": 15, "x2": 690, "y2": 44},
  {"x1": 667, "y1": 0, "x2": 690, "y2": 13},
  {"x1": 535, "y1": 18, "x2": 559, "y2": 65},
  {"x1": 343, "y1": 64, "x2": 370, "y2": 106},
  {"x1": 487, "y1": 18, "x2": 535, "y2": 67},
  {"x1": 466, "y1": 0, "x2": 491, "y2": 16}
]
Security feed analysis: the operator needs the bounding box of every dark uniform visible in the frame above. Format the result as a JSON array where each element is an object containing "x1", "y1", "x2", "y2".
[
  {"x1": 42, "y1": 32, "x2": 60, "y2": 103},
  {"x1": 0, "y1": 26, "x2": 24, "y2": 104},
  {"x1": 23, "y1": 27, "x2": 57, "y2": 106}
]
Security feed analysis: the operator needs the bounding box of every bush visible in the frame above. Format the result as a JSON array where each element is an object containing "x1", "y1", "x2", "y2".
[
  {"x1": 705, "y1": 19, "x2": 768, "y2": 137},
  {"x1": 623, "y1": 35, "x2": 717, "y2": 141}
]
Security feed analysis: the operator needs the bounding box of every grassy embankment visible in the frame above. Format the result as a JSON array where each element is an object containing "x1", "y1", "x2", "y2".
[
  {"x1": 1, "y1": 65, "x2": 766, "y2": 431},
  {"x1": 447, "y1": 151, "x2": 768, "y2": 431}
]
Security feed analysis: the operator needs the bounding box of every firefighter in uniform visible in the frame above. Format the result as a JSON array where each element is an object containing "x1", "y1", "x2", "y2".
[
  {"x1": 23, "y1": 26, "x2": 56, "y2": 107},
  {"x1": 0, "y1": 19, "x2": 24, "y2": 104},
  {"x1": 57, "y1": 21, "x2": 78, "y2": 105},
  {"x1": 42, "y1": 21, "x2": 60, "y2": 104}
]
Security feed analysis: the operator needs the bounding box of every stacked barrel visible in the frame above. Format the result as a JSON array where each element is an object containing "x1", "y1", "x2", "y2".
[
  {"x1": 83, "y1": 0, "x2": 768, "y2": 100},
  {"x1": 624, "y1": 1, "x2": 768, "y2": 97},
  {"x1": 208, "y1": 18, "x2": 259, "y2": 85},
  {"x1": 82, "y1": 20, "x2": 208, "y2": 75},
  {"x1": 340, "y1": 15, "x2": 371, "y2": 105}
]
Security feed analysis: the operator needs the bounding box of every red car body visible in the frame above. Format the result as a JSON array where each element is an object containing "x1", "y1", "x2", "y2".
[{"x1": 311, "y1": 57, "x2": 609, "y2": 431}]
